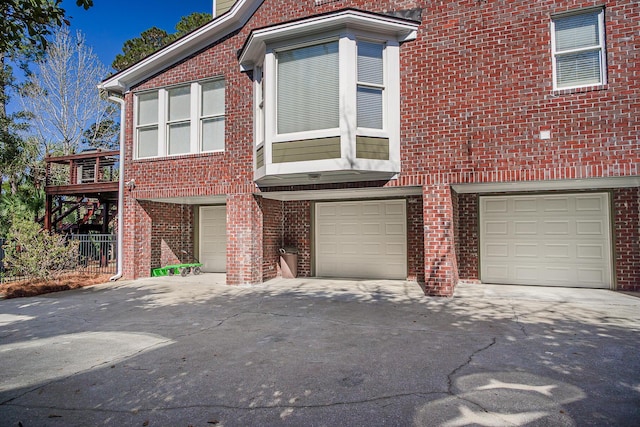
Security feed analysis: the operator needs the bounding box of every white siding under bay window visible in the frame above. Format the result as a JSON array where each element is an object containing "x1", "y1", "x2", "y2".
[{"x1": 552, "y1": 8, "x2": 606, "y2": 90}]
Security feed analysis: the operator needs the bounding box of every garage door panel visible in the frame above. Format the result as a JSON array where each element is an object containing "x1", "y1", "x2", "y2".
[
  {"x1": 576, "y1": 195, "x2": 604, "y2": 211},
  {"x1": 484, "y1": 198, "x2": 508, "y2": 213},
  {"x1": 385, "y1": 223, "x2": 404, "y2": 235},
  {"x1": 514, "y1": 198, "x2": 537, "y2": 212},
  {"x1": 199, "y1": 206, "x2": 226, "y2": 273},
  {"x1": 480, "y1": 193, "x2": 611, "y2": 288},
  {"x1": 576, "y1": 220, "x2": 604, "y2": 235},
  {"x1": 316, "y1": 200, "x2": 406, "y2": 279},
  {"x1": 515, "y1": 243, "x2": 538, "y2": 258},
  {"x1": 543, "y1": 221, "x2": 570, "y2": 235},
  {"x1": 544, "y1": 243, "x2": 570, "y2": 259},
  {"x1": 543, "y1": 197, "x2": 569, "y2": 212},
  {"x1": 486, "y1": 221, "x2": 509, "y2": 235},
  {"x1": 576, "y1": 244, "x2": 605, "y2": 260}
]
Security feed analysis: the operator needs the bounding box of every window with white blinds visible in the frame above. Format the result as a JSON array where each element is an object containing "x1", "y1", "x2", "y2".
[
  {"x1": 552, "y1": 9, "x2": 606, "y2": 90},
  {"x1": 136, "y1": 92, "x2": 159, "y2": 158},
  {"x1": 277, "y1": 42, "x2": 339, "y2": 134},
  {"x1": 201, "y1": 80, "x2": 225, "y2": 152},
  {"x1": 357, "y1": 41, "x2": 384, "y2": 129},
  {"x1": 167, "y1": 86, "x2": 191, "y2": 155},
  {"x1": 134, "y1": 79, "x2": 225, "y2": 159}
]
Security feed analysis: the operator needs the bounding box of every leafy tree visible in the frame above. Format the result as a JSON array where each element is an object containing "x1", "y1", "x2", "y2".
[
  {"x1": 1, "y1": 0, "x2": 93, "y2": 54},
  {"x1": 111, "y1": 27, "x2": 170, "y2": 73},
  {"x1": 111, "y1": 12, "x2": 211, "y2": 72},
  {"x1": 174, "y1": 12, "x2": 212, "y2": 36},
  {"x1": 82, "y1": 117, "x2": 119, "y2": 151}
]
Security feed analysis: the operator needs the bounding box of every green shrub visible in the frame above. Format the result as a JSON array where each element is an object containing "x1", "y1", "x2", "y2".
[{"x1": 3, "y1": 217, "x2": 79, "y2": 280}]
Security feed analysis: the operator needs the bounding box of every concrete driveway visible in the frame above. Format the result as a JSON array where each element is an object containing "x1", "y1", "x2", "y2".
[{"x1": 0, "y1": 275, "x2": 639, "y2": 426}]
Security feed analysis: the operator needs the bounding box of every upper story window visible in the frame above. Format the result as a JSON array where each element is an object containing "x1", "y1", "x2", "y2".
[
  {"x1": 239, "y1": 10, "x2": 418, "y2": 168},
  {"x1": 277, "y1": 41, "x2": 340, "y2": 134},
  {"x1": 135, "y1": 79, "x2": 225, "y2": 159},
  {"x1": 551, "y1": 8, "x2": 606, "y2": 90}
]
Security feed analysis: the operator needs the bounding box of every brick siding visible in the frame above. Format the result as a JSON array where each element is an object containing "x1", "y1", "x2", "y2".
[
  {"x1": 117, "y1": 0, "x2": 638, "y2": 293},
  {"x1": 614, "y1": 187, "x2": 640, "y2": 291}
]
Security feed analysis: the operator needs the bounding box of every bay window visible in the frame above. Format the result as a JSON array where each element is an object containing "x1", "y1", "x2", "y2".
[
  {"x1": 134, "y1": 79, "x2": 225, "y2": 159},
  {"x1": 238, "y1": 9, "x2": 419, "y2": 185}
]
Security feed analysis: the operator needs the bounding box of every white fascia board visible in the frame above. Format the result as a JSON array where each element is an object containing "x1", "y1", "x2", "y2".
[
  {"x1": 239, "y1": 9, "x2": 419, "y2": 71},
  {"x1": 451, "y1": 176, "x2": 640, "y2": 194},
  {"x1": 259, "y1": 186, "x2": 422, "y2": 201},
  {"x1": 99, "y1": 0, "x2": 263, "y2": 93}
]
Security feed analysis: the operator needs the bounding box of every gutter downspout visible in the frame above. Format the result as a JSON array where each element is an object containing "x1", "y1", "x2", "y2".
[{"x1": 108, "y1": 93, "x2": 126, "y2": 281}]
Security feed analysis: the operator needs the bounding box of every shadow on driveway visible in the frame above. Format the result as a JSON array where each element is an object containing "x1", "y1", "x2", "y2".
[{"x1": 0, "y1": 275, "x2": 639, "y2": 426}]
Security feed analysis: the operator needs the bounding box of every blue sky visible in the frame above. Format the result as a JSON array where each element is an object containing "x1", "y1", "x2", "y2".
[{"x1": 62, "y1": 0, "x2": 214, "y2": 70}]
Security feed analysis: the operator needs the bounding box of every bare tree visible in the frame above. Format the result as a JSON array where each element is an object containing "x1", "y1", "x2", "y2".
[{"x1": 20, "y1": 27, "x2": 117, "y2": 156}]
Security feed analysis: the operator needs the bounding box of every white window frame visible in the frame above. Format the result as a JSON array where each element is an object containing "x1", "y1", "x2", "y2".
[
  {"x1": 551, "y1": 7, "x2": 606, "y2": 91},
  {"x1": 259, "y1": 30, "x2": 400, "y2": 147},
  {"x1": 134, "y1": 78, "x2": 225, "y2": 159}
]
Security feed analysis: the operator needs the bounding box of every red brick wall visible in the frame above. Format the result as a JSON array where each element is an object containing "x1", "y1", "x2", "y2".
[
  {"x1": 260, "y1": 197, "x2": 282, "y2": 280},
  {"x1": 406, "y1": 195, "x2": 424, "y2": 283},
  {"x1": 117, "y1": 0, "x2": 638, "y2": 288},
  {"x1": 456, "y1": 193, "x2": 479, "y2": 282},
  {"x1": 401, "y1": 0, "x2": 639, "y2": 183},
  {"x1": 422, "y1": 185, "x2": 458, "y2": 296},
  {"x1": 125, "y1": 201, "x2": 194, "y2": 276},
  {"x1": 283, "y1": 201, "x2": 312, "y2": 277},
  {"x1": 226, "y1": 194, "x2": 263, "y2": 285},
  {"x1": 614, "y1": 187, "x2": 640, "y2": 291}
]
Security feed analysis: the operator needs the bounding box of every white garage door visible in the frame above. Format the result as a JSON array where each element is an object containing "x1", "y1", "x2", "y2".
[
  {"x1": 315, "y1": 200, "x2": 406, "y2": 279},
  {"x1": 199, "y1": 206, "x2": 226, "y2": 272},
  {"x1": 480, "y1": 193, "x2": 612, "y2": 288}
]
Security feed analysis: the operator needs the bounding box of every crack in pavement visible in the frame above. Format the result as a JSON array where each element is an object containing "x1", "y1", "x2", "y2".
[
  {"x1": 511, "y1": 304, "x2": 529, "y2": 337},
  {"x1": 2, "y1": 390, "x2": 450, "y2": 415},
  {"x1": 445, "y1": 337, "x2": 498, "y2": 413}
]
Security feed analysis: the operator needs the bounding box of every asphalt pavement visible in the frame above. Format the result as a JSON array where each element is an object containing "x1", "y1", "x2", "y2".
[{"x1": 1, "y1": 274, "x2": 639, "y2": 426}]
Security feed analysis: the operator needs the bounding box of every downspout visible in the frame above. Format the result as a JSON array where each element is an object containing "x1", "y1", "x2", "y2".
[{"x1": 108, "y1": 92, "x2": 126, "y2": 281}]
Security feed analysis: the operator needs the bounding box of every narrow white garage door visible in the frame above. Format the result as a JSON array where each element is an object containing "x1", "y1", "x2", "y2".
[
  {"x1": 199, "y1": 206, "x2": 226, "y2": 272},
  {"x1": 315, "y1": 200, "x2": 406, "y2": 279},
  {"x1": 480, "y1": 193, "x2": 611, "y2": 288}
]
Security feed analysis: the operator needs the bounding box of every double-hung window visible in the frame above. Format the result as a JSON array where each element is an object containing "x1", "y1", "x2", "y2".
[
  {"x1": 357, "y1": 41, "x2": 384, "y2": 129},
  {"x1": 136, "y1": 92, "x2": 159, "y2": 158},
  {"x1": 551, "y1": 8, "x2": 606, "y2": 90},
  {"x1": 135, "y1": 79, "x2": 225, "y2": 159}
]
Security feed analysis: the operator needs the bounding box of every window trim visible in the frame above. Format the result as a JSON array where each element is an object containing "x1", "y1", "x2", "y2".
[
  {"x1": 551, "y1": 7, "x2": 606, "y2": 91},
  {"x1": 261, "y1": 31, "x2": 398, "y2": 144},
  {"x1": 134, "y1": 78, "x2": 225, "y2": 160}
]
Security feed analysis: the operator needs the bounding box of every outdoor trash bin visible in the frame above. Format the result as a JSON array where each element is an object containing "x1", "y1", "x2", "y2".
[{"x1": 279, "y1": 247, "x2": 298, "y2": 278}]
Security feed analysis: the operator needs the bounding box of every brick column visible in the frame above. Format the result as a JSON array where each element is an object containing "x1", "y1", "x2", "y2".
[
  {"x1": 226, "y1": 193, "x2": 263, "y2": 285},
  {"x1": 422, "y1": 184, "x2": 459, "y2": 296},
  {"x1": 123, "y1": 197, "x2": 152, "y2": 279}
]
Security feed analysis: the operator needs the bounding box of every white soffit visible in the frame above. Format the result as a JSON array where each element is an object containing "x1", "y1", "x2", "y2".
[
  {"x1": 452, "y1": 176, "x2": 640, "y2": 194},
  {"x1": 99, "y1": 0, "x2": 263, "y2": 93},
  {"x1": 239, "y1": 9, "x2": 420, "y2": 71},
  {"x1": 259, "y1": 186, "x2": 422, "y2": 201}
]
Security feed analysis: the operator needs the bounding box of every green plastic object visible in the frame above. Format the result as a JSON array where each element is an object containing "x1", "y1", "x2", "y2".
[{"x1": 151, "y1": 263, "x2": 203, "y2": 277}]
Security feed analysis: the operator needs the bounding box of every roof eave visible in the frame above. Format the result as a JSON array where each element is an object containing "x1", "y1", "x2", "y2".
[{"x1": 99, "y1": 0, "x2": 262, "y2": 93}]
